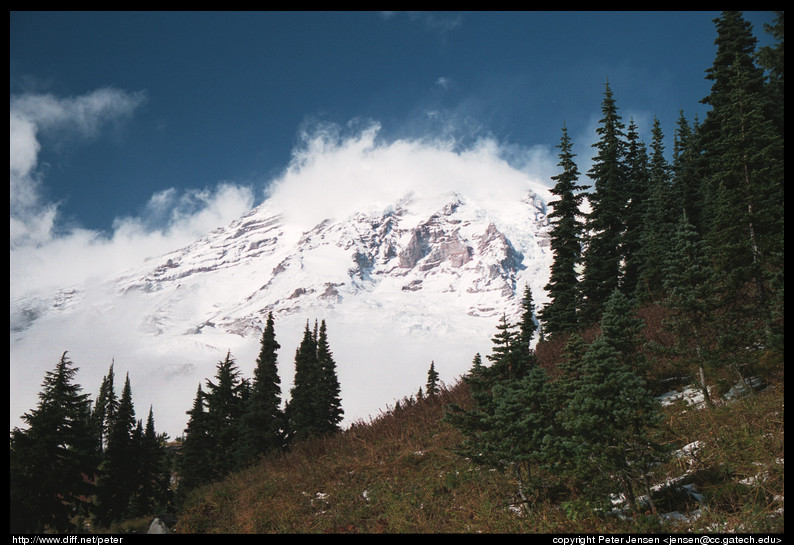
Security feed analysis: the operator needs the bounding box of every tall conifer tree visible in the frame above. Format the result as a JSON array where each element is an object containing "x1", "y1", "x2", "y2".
[
  {"x1": 285, "y1": 321, "x2": 323, "y2": 443},
  {"x1": 91, "y1": 362, "x2": 118, "y2": 455},
  {"x1": 133, "y1": 407, "x2": 170, "y2": 516},
  {"x1": 635, "y1": 117, "x2": 677, "y2": 302},
  {"x1": 236, "y1": 312, "x2": 284, "y2": 465},
  {"x1": 671, "y1": 111, "x2": 704, "y2": 235},
  {"x1": 204, "y1": 351, "x2": 247, "y2": 478},
  {"x1": 699, "y1": 11, "x2": 783, "y2": 351},
  {"x1": 663, "y1": 212, "x2": 720, "y2": 409},
  {"x1": 178, "y1": 384, "x2": 214, "y2": 493},
  {"x1": 10, "y1": 352, "x2": 95, "y2": 533},
  {"x1": 425, "y1": 361, "x2": 440, "y2": 397},
  {"x1": 95, "y1": 373, "x2": 138, "y2": 526},
  {"x1": 620, "y1": 118, "x2": 650, "y2": 299},
  {"x1": 539, "y1": 125, "x2": 586, "y2": 337},
  {"x1": 316, "y1": 319, "x2": 344, "y2": 435},
  {"x1": 579, "y1": 81, "x2": 628, "y2": 325}
]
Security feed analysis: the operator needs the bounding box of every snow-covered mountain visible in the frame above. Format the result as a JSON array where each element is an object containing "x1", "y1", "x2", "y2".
[{"x1": 10, "y1": 184, "x2": 554, "y2": 438}]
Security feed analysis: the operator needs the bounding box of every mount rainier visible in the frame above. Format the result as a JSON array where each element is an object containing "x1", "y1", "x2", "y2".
[{"x1": 11, "y1": 177, "x2": 554, "y2": 438}]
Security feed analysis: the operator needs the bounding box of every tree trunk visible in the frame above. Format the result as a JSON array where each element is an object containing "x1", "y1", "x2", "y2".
[{"x1": 514, "y1": 462, "x2": 532, "y2": 515}]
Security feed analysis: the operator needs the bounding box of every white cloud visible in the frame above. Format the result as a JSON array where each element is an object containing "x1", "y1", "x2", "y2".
[
  {"x1": 10, "y1": 183, "x2": 255, "y2": 298},
  {"x1": 10, "y1": 87, "x2": 147, "y2": 248},
  {"x1": 10, "y1": 88, "x2": 254, "y2": 297},
  {"x1": 10, "y1": 87, "x2": 147, "y2": 139},
  {"x1": 267, "y1": 120, "x2": 554, "y2": 228}
]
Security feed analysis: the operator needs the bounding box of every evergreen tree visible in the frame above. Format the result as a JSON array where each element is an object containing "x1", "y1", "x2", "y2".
[
  {"x1": 285, "y1": 321, "x2": 324, "y2": 443},
  {"x1": 95, "y1": 373, "x2": 137, "y2": 526},
  {"x1": 635, "y1": 116, "x2": 676, "y2": 302},
  {"x1": 316, "y1": 320, "x2": 344, "y2": 435},
  {"x1": 204, "y1": 350, "x2": 247, "y2": 478},
  {"x1": 444, "y1": 317, "x2": 521, "y2": 464},
  {"x1": 620, "y1": 118, "x2": 650, "y2": 299},
  {"x1": 91, "y1": 361, "x2": 118, "y2": 455},
  {"x1": 516, "y1": 284, "x2": 537, "y2": 356},
  {"x1": 663, "y1": 213, "x2": 722, "y2": 409},
  {"x1": 444, "y1": 314, "x2": 531, "y2": 460},
  {"x1": 538, "y1": 125, "x2": 586, "y2": 336},
  {"x1": 445, "y1": 315, "x2": 554, "y2": 513},
  {"x1": 236, "y1": 312, "x2": 285, "y2": 466},
  {"x1": 670, "y1": 111, "x2": 705, "y2": 235},
  {"x1": 469, "y1": 352, "x2": 483, "y2": 376},
  {"x1": 698, "y1": 11, "x2": 784, "y2": 360},
  {"x1": 10, "y1": 352, "x2": 95, "y2": 533},
  {"x1": 425, "y1": 360, "x2": 440, "y2": 397},
  {"x1": 554, "y1": 333, "x2": 589, "y2": 403},
  {"x1": 579, "y1": 81, "x2": 628, "y2": 325},
  {"x1": 488, "y1": 364, "x2": 558, "y2": 513},
  {"x1": 756, "y1": 11, "x2": 784, "y2": 134},
  {"x1": 559, "y1": 297, "x2": 663, "y2": 512},
  {"x1": 131, "y1": 407, "x2": 170, "y2": 517},
  {"x1": 599, "y1": 288, "x2": 648, "y2": 374},
  {"x1": 487, "y1": 313, "x2": 524, "y2": 382},
  {"x1": 700, "y1": 12, "x2": 783, "y2": 287},
  {"x1": 178, "y1": 385, "x2": 214, "y2": 494}
]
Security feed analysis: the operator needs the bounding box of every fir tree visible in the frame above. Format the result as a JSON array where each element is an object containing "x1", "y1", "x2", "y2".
[
  {"x1": 178, "y1": 385, "x2": 214, "y2": 494},
  {"x1": 285, "y1": 321, "x2": 324, "y2": 443},
  {"x1": 489, "y1": 364, "x2": 558, "y2": 514},
  {"x1": 316, "y1": 320, "x2": 344, "y2": 435},
  {"x1": 620, "y1": 118, "x2": 650, "y2": 299},
  {"x1": 487, "y1": 313, "x2": 524, "y2": 382},
  {"x1": 670, "y1": 111, "x2": 704, "y2": 235},
  {"x1": 469, "y1": 352, "x2": 483, "y2": 376},
  {"x1": 599, "y1": 288, "x2": 647, "y2": 374},
  {"x1": 204, "y1": 350, "x2": 247, "y2": 478},
  {"x1": 700, "y1": 12, "x2": 783, "y2": 287},
  {"x1": 698, "y1": 11, "x2": 784, "y2": 360},
  {"x1": 236, "y1": 312, "x2": 285, "y2": 465},
  {"x1": 10, "y1": 352, "x2": 95, "y2": 533},
  {"x1": 445, "y1": 315, "x2": 554, "y2": 513},
  {"x1": 95, "y1": 373, "x2": 138, "y2": 526},
  {"x1": 445, "y1": 315, "x2": 532, "y2": 460},
  {"x1": 559, "y1": 299, "x2": 663, "y2": 512},
  {"x1": 444, "y1": 317, "x2": 520, "y2": 464},
  {"x1": 554, "y1": 333, "x2": 589, "y2": 403},
  {"x1": 517, "y1": 284, "x2": 537, "y2": 357},
  {"x1": 425, "y1": 360, "x2": 439, "y2": 397},
  {"x1": 91, "y1": 361, "x2": 118, "y2": 455},
  {"x1": 131, "y1": 407, "x2": 170, "y2": 517},
  {"x1": 635, "y1": 116, "x2": 676, "y2": 302},
  {"x1": 756, "y1": 11, "x2": 784, "y2": 134},
  {"x1": 539, "y1": 125, "x2": 586, "y2": 336},
  {"x1": 579, "y1": 81, "x2": 628, "y2": 325},
  {"x1": 663, "y1": 212, "x2": 722, "y2": 409}
]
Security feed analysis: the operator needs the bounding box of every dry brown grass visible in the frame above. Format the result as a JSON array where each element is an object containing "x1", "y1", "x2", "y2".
[{"x1": 174, "y1": 304, "x2": 784, "y2": 534}]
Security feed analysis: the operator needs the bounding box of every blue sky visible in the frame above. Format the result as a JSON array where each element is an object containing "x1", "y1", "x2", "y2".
[{"x1": 10, "y1": 11, "x2": 777, "y2": 285}]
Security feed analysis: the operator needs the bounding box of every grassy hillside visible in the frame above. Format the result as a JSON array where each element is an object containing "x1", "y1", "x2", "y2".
[{"x1": 173, "y1": 334, "x2": 784, "y2": 533}]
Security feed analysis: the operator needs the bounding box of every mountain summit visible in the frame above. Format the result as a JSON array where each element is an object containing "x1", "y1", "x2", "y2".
[{"x1": 11, "y1": 179, "x2": 554, "y2": 438}]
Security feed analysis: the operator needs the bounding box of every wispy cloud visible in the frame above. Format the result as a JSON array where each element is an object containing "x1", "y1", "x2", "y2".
[
  {"x1": 10, "y1": 87, "x2": 147, "y2": 248},
  {"x1": 407, "y1": 11, "x2": 463, "y2": 34},
  {"x1": 9, "y1": 88, "x2": 255, "y2": 297},
  {"x1": 380, "y1": 11, "x2": 463, "y2": 41}
]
